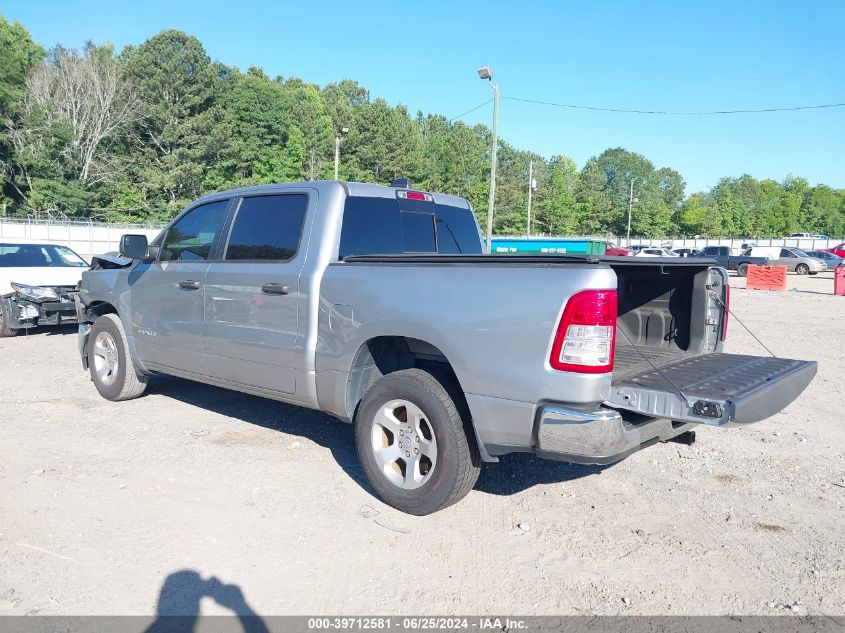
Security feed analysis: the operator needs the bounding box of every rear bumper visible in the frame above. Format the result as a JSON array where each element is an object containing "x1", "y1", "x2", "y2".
[{"x1": 534, "y1": 404, "x2": 693, "y2": 465}]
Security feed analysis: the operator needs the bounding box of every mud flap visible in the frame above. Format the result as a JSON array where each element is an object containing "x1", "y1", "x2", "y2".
[{"x1": 607, "y1": 353, "x2": 817, "y2": 426}]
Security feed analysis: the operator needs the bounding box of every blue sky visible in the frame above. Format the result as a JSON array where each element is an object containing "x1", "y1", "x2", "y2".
[{"x1": 4, "y1": 0, "x2": 844, "y2": 193}]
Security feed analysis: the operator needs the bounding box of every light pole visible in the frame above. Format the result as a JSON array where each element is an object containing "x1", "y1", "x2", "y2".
[
  {"x1": 626, "y1": 178, "x2": 638, "y2": 246},
  {"x1": 334, "y1": 127, "x2": 349, "y2": 180},
  {"x1": 526, "y1": 159, "x2": 536, "y2": 237},
  {"x1": 478, "y1": 66, "x2": 499, "y2": 253}
]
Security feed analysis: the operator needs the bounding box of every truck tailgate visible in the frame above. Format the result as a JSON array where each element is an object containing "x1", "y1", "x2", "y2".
[{"x1": 606, "y1": 353, "x2": 817, "y2": 426}]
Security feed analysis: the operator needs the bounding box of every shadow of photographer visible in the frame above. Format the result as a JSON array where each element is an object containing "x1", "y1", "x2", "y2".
[{"x1": 145, "y1": 570, "x2": 269, "y2": 633}]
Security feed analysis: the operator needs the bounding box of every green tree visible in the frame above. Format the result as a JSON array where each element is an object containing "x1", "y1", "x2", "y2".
[
  {"x1": 0, "y1": 16, "x2": 44, "y2": 118},
  {"x1": 535, "y1": 155, "x2": 579, "y2": 235},
  {"x1": 122, "y1": 29, "x2": 219, "y2": 208},
  {"x1": 280, "y1": 79, "x2": 334, "y2": 180},
  {"x1": 349, "y1": 98, "x2": 422, "y2": 184}
]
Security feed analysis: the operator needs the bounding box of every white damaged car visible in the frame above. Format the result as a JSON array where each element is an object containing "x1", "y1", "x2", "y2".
[{"x1": 0, "y1": 241, "x2": 89, "y2": 336}]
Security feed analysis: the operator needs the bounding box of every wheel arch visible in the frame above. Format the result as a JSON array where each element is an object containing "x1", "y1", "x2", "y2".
[
  {"x1": 344, "y1": 335, "x2": 494, "y2": 462},
  {"x1": 81, "y1": 299, "x2": 119, "y2": 323}
]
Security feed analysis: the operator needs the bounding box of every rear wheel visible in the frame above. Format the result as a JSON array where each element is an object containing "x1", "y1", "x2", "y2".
[
  {"x1": 795, "y1": 263, "x2": 809, "y2": 275},
  {"x1": 0, "y1": 301, "x2": 17, "y2": 337},
  {"x1": 736, "y1": 263, "x2": 748, "y2": 277},
  {"x1": 88, "y1": 314, "x2": 147, "y2": 401},
  {"x1": 355, "y1": 368, "x2": 480, "y2": 515}
]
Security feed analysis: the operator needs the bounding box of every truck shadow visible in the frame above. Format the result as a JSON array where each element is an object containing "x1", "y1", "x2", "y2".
[
  {"x1": 146, "y1": 375, "x2": 373, "y2": 493},
  {"x1": 10, "y1": 323, "x2": 78, "y2": 337},
  {"x1": 476, "y1": 454, "x2": 605, "y2": 496},
  {"x1": 144, "y1": 569, "x2": 269, "y2": 633},
  {"x1": 148, "y1": 375, "x2": 607, "y2": 499}
]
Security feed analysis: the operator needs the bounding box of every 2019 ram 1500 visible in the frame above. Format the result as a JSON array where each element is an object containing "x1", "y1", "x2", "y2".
[{"x1": 75, "y1": 181, "x2": 817, "y2": 515}]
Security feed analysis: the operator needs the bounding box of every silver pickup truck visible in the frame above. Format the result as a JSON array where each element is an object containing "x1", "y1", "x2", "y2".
[{"x1": 76, "y1": 181, "x2": 817, "y2": 515}]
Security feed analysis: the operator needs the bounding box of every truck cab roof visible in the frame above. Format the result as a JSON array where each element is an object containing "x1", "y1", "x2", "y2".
[{"x1": 188, "y1": 181, "x2": 471, "y2": 211}]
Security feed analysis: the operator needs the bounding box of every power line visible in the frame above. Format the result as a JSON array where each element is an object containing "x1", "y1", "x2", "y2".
[
  {"x1": 504, "y1": 95, "x2": 845, "y2": 115},
  {"x1": 448, "y1": 99, "x2": 493, "y2": 122}
]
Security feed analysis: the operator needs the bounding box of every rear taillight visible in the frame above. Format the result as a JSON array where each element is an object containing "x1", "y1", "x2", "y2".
[
  {"x1": 550, "y1": 289, "x2": 617, "y2": 373},
  {"x1": 721, "y1": 284, "x2": 730, "y2": 341}
]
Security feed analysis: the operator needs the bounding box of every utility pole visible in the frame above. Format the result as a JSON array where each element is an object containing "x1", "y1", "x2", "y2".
[
  {"x1": 333, "y1": 127, "x2": 349, "y2": 180},
  {"x1": 477, "y1": 66, "x2": 499, "y2": 254},
  {"x1": 526, "y1": 160, "x2": 534, "y2": 237},
  {"x1": 486, "y1": 82, "x2": 500, "y2": 253},
  {"x1": 626, "y1": 178, "x2": 636, "y2": 246}
]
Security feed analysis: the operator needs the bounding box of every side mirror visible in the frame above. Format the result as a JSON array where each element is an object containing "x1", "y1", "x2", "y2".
[{"x1": 119, "y1": 234, "x2": 149, "y2": 260}]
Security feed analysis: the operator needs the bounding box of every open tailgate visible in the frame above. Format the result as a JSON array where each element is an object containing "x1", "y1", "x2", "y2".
[{"x1": 607, "y1": 353, "x2": 817, "y2": 426}]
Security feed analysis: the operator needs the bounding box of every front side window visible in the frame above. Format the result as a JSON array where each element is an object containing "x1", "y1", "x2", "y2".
[
  {"x1": 160, "y1": 200, "x2": 231, "y2": 262},
  {"x1": 225, "y1": 194, "x2": 308, "y2": 261}
]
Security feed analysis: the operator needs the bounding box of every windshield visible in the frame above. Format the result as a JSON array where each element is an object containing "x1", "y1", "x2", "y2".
[
  {"x1": 0, "y1": 243, "x2": 89, "y2": 267},
  {"x1": 789, "y1": 248, "x2": 810, "y2": 257}
]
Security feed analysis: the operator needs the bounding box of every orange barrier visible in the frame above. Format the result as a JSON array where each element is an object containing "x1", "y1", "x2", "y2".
[
  {"x1": 746, "y1": 264, "x2": 787, "y2": 291},
  {"x1": 835, "y1": 266, "x2": 845, "y2": 296}
]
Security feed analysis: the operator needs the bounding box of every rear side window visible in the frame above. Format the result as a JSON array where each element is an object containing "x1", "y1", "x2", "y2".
[
  {"x1": 225, "y1": 194, "x2": 308, "y2": 261},
  {"x1": 339, "y1": 196, "x2": 481, "y2": 258}
]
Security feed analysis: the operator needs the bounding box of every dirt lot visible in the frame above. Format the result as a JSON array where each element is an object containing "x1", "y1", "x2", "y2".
[{"x1": 1, "y1": 272, "x2": 843, "y2": 617}]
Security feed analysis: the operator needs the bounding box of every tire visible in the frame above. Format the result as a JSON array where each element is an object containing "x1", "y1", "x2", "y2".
[
  {"x1": 355, "y1": 368, "x2": 481, "y2": 515},
  {"x1": 736, "y1": 263, "x2": 748, "y2": 277},
  {"x1": 88, "y1": 313, "x2": 147, "y2": 401},
  {"x1": 795, "y1": 263, "x2": 809, "y2": 275},
  {"x1": 0, "y1": 301, "x2": 18, "y2": 337}
]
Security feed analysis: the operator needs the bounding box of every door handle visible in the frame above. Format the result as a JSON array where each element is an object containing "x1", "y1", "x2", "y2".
[
  {"x1": 178, "y1": 280, "x2": 201, "y2": 290},
  {"x1": 261, "y1": 283, "x2": 289, "y2": 295}
]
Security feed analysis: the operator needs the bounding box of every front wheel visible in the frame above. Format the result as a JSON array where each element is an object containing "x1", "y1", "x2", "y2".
[
  {"x1": 355, "y1": 368, "x2": 480, "y2": 515},
  {"x1": 736, "y1": 263, "x2": 748, "y2": 277},
  {"x1": 88, "y1": 314, "x2": 147, "y2": 401},
  {"x1": 795, "y1": 263, "x2": 809, "y2": 275},
  {"x1": 0, "y1": 301, "x2": 17, "y2": 337}
]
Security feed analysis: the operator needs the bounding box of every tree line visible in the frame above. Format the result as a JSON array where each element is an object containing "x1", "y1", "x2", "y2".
[{"x1": 1, "y1": 17, "x2": 843, "y2": 237}]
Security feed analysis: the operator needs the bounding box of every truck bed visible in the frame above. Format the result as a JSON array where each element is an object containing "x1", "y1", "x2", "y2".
[{"x1": 613, "y1": 342, "x2": 689, "y2": 380}]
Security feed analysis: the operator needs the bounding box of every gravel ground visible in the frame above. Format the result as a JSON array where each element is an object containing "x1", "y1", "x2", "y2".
[{"x1": 1, "y1": 271, "x2": 843, "y2": 617}]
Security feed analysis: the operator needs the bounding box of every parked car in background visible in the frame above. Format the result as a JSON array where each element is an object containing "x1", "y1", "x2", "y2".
[
  {"x1": 604, "y1": 242, "x2": 632, "y2": 256},
  {"x1": 0, "y1": 241, "x2": 88, "y2": 336},
  {"x1": 742, "y1": 247, "x2": 826, "y2": 275},
  {"x1": 786, "y1": 233, "x2": 829, "y2": 240},
  {"x1": 806, "y1": 250, "x2": 844, "y2": 267},
  {"x1": 634, "y1": 247, "x2": 677, "y2": 257},
  {"x1": 696, "y1": 245, "x2": 769, "y2": 277},
  {"x1": 672, "y1": 248, "x2": 702, "y2": 257},
  {"x1": 823, "y1": 242, "x2": 845, "y2": 258}
]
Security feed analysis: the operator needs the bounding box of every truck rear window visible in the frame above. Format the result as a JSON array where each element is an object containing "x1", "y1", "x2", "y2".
[{"x1": 339, "y1": 196, "x2": 481, "y2": 259}]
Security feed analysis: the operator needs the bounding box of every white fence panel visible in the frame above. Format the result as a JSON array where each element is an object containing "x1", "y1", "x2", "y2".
[{"x1": 0, "y1": 218, "x2": 164, "y2": 260}]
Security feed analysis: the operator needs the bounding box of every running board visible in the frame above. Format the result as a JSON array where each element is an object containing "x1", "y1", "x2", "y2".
[{"x1": 606, "y1": 353, "x2": 817, "y2": 426}]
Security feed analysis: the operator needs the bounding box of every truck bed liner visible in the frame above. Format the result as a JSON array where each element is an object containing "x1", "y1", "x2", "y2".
[{"x1": 613, "y1": 344, "x2": 690, "y2": 380}]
